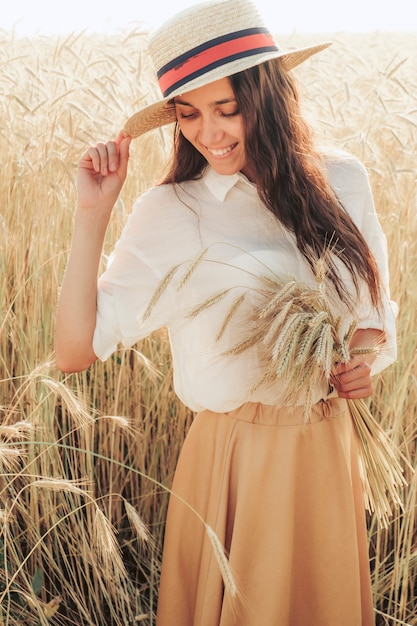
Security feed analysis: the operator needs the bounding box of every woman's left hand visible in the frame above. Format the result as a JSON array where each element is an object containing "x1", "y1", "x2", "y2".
[
  {"x1": 330, "y1": 355, "x2": 373, "y2": 399},
  {"x1": 330, "y1": 327, "x2": 385, "y2": 399}
]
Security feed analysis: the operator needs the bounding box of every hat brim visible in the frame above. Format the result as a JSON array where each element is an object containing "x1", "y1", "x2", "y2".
[{"x1": 123, "y1": 42, "x2": 331, "y2": 139}]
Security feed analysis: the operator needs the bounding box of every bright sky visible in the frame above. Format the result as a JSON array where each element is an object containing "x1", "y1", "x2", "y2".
[{"x1": 2, "y1": 0, "x2": 415, "y2": 36}]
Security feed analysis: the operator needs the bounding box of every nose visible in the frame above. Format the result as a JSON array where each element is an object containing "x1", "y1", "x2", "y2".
[{"x1": 198, "y1": 115, "x2": 223, "y2": 145}]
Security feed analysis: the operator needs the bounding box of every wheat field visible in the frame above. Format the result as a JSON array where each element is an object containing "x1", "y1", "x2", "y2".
[{"x1": 0, "y1": 25, "x2": 416, "y2": 625}]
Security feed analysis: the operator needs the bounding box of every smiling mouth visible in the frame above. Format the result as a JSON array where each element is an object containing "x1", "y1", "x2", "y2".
[{"x1": 207, "y1": 143, "x2": 238, "y2": 157}]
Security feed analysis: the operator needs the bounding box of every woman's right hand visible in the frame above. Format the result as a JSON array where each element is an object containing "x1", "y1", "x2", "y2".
[
  {"x1": 55, "y1": 131, "x2": 132, "y2": 373},
  {"x1": 77, "y1": 131, "x2": 131, "y2": 213}
]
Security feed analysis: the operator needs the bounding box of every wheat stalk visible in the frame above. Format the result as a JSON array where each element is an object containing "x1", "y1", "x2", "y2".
[
  {"x1": 142, "y1": 263, "x2": 182, "y2": 321},
  {"x1": 93, "y1": 507, "x2": 128, "y2": 578},
  {"x1": 124, "y1": 500, "x2": 151, "y2": 545},
  {"x1": 187, "y1": 289, "x2": 230, "y2": 318},
  {"x1": 177, "y1": 247, "x2": 209, "y2": 289},
  {"x1": 216, "y1": 293, "x2": 246, "y2": 341},
  {"x1": 348, "y1": 399, "x2": 409, "y2": 528},
  {"x1": 204, "y1": 524, "x2": 238, "y2": 599}
]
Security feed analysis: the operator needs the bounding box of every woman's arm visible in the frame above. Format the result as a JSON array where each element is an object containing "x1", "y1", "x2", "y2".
[
  {"x1": 55, "y1": 133, "x2": 131, "y2": 373},
  {"x1": 330, "y1": 328, "x2": 385, "y2": 399}
]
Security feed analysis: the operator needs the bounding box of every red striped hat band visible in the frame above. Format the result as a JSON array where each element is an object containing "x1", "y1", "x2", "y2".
[{"x1": 157, "y1": 27, "x2": 279, "y2": 97}]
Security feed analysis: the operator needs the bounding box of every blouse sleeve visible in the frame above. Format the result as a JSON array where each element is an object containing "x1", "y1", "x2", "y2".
[
  {"x1": 328, "y1": 155, "x2": 398, "y2": 376},
  {"x1": 92, "y1": 185, "x2": 198, "y2": 361}
]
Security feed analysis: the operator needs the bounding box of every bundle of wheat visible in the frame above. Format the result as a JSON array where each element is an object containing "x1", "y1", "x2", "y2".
[{"x1": 152, "y1": 248, "x2": 409, "y2": 530}]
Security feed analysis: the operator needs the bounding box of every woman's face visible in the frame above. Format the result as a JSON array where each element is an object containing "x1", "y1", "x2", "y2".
[{"x1": 174, "y1": 77, "x2": 253, "y2": 180}]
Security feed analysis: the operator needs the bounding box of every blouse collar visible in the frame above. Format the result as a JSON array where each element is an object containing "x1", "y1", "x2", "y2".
[{"x1": 203, "y1": 166, "x2": 255, "y2": 202}]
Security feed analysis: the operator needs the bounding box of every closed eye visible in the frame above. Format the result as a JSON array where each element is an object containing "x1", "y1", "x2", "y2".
[
  {"x1": 178, "y1": 111, "x2": 197, "y2": 119},
  {"x1": 178, "y1": 109, "x2": 239, "y2": 120},
  {"x1": 221, "y1": 109, "x2": 239, "y2": 118}
]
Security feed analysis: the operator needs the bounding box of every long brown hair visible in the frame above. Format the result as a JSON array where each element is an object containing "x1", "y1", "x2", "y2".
[{"x1": 161, "y1": 59, "x2": 382, "y2": 310}]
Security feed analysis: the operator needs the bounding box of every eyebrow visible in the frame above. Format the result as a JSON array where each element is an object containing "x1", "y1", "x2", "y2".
[{"x1": 174, "y1": 97, "x2": 237, "y2": 107}]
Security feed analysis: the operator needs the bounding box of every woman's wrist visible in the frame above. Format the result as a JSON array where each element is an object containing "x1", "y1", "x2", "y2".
[{"x1": 349, "y1": 328, "x2": 385, "y2": 366}]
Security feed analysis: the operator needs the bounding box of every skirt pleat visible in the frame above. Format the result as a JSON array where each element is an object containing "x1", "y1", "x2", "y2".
[{"x1": 156, "y1": 398, "x2": 375, "y2": 626}]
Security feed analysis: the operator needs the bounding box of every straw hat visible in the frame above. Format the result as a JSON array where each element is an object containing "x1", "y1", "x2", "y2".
[{"x1": 123, "y1": 0, "x2": 331, "y2": 138}]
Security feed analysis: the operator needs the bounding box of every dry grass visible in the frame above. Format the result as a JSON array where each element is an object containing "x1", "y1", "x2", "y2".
[{"x1": 0, "y1": 26, "x2": 416, "y2": 625}]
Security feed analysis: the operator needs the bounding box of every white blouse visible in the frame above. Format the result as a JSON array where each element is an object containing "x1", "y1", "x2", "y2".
[{"x1": 93, "y1": 155, "x2": 397, "y2": 413}]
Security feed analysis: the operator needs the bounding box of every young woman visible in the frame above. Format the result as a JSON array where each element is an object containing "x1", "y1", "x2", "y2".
[{"x1": 55, "y1": 1, "x2": 397, "y2": 624}]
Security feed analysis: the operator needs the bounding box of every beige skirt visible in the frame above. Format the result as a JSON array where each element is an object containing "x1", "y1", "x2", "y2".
[{"x1": 156, "y1": 398, "x2": 375, "y2": 626}]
